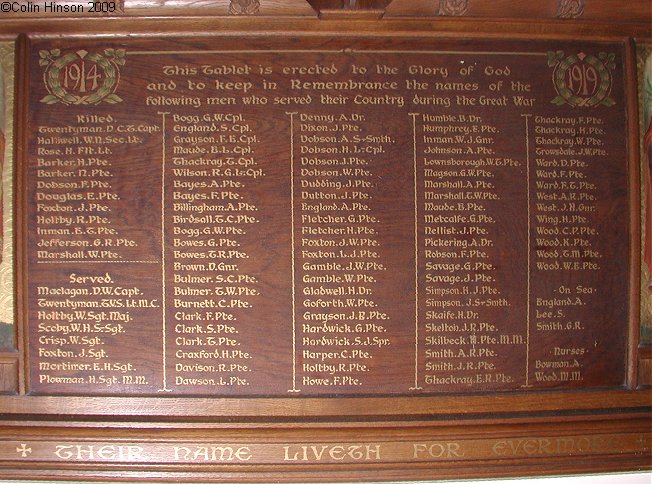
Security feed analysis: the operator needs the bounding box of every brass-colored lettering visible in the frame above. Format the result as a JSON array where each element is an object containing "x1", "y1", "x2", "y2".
[
  {"x1": 173, "y1": 446, "x2": 252, "y2": 462},
  {"x1": 283, "y1": 444, "x2": 381, "y2": 462},
  {"x1": 54, "y1": 445, "x2": 143, "y2": 461},
  {"x1": 412, "y1": 442, "x2": 464, "y2": 459}
]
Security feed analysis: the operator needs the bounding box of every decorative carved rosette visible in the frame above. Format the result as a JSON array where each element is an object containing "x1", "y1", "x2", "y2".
[
  {"x1": 437, "y1": 0, "x2": 468, "y2": 16},
  {"x1": 556, "y1": 0, "x2": 585, "y2": 19},
  {"x1": 228, "y1": 0, "x2": 260, "y2": 15}
]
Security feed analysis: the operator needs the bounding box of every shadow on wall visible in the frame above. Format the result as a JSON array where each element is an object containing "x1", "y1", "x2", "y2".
[
  {"x1": 0, "y1": 322, "x2": 11, "y2": 348},
  {"x1": 643, "y1": 48, "x2": 652, "y2": 344},
  {"x1": 0, "y1": 58, "x2": 9, "y2": 351}
]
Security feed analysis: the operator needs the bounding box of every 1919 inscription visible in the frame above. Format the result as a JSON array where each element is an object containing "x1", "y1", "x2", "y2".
[{"x1": 26, "y1": 37, "x2": 629, "y2": 396}]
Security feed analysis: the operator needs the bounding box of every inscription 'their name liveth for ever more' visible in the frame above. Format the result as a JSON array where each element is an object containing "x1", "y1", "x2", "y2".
[{"x1": 26, "y1": 38, "x2": 629, "y2": 396}]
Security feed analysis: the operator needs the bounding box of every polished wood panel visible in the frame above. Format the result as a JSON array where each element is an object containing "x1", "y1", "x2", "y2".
[{"x1": 22, "y1": 35, "x2": 630, "y2": 397}]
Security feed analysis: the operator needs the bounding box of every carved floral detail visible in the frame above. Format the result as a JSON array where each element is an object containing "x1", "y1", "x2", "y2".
[
  {"x1": 556, "y1": 0, "x2": 585, "y2": 19},
  {"x1": 228, "y1": 0, "x2": 260, "y2": 15},
  {"x1": 437, "y1": 0, "x2": 468, "y2": 16}
]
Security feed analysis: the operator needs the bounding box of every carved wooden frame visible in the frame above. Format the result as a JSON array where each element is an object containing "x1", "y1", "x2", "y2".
[{"x1": 0, "y1": 4, "x2": 650, "y2": 481}]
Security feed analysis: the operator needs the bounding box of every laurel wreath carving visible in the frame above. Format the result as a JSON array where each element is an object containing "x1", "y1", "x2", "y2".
[
  {"x1": 548, "y1": 50, "x2": 615, "y2": 107},
  {"x1": 39, "y1": 48, "x2": 125, "y2": 105}
]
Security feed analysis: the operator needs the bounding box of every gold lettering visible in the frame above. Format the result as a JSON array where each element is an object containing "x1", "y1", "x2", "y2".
[
  {"x1": 283, "y1": 444, "x2": 381, "y2": 461},
  {"x1": 493, "y1": 437, "x2": 603, "y2": 456},
  {"x1": 54, "y1": 445, "x2": 144, "y2": 461},
  {"x1": 173, "y1": 445, "x2": 252, "y2": 462},
  {"x1": 412, "y1": 442, "x2": 464, "y2": 459}
]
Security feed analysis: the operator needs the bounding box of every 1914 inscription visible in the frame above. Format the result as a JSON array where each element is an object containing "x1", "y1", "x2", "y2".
[{"x1": 27, "y1": 37, "x2": 629, "y2": 396}]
